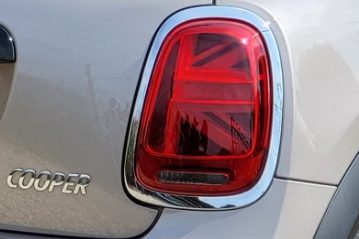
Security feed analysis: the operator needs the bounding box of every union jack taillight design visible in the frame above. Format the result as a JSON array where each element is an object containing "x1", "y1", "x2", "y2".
[{"x1": 135, "y1": 19, "x2": 272, "y2": 196}]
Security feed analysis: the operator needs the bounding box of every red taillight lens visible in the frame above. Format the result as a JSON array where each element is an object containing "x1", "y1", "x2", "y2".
[{"x1": 136, "y1": 19, "x2": 271, "y2": 196}]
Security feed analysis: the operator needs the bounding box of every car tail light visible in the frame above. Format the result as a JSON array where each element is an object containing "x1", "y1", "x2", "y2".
[
  {"x1": 124, "y1": 6, "x2": 283, "y2": 208},
  {"x1": 135, "y1": 19, "x2": 271, "y2": 196}
]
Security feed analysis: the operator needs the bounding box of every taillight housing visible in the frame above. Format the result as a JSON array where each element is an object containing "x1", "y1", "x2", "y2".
[{"x1": 124, "y1": 6, "x2": 283, "y2": 209}]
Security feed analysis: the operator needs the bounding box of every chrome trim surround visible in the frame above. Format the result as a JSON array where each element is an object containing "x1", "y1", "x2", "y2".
[{"x1": 123, "y1": 6, "x2": 283, "y2": 210}]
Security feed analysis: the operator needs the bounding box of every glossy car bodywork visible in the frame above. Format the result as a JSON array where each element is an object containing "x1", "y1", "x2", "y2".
[{"x1": 0, "y1": 0, "x2": 358, "y2": 238}]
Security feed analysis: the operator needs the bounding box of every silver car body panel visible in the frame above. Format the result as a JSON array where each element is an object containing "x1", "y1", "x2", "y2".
[
  {"x1": 0, "y1": 0, "x2": 358, "y2": 238},
  {"x1": 150, "y1": 1, "x2": 359, "y2": 238},
  {"x1": 219, "y1": 0, "x2": 359, "y2": 185},
  {"x1": 147, "y1": 179, "x2": 335, "y2": 239},
  {"x1": 0, "y1": 0, "x2": 210, "y2": 237}
]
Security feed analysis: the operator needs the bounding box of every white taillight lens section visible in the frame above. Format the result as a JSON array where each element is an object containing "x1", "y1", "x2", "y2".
[{"x1": 135, "y1": 19, "x2": 272, "y2": 196}]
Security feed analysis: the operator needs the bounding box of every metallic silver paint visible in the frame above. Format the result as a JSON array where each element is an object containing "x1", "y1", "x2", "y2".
[
  {"x1": 0, "y1": 0, "x2": 356, "y2": 238},
  {"x1": 220, "y1": 0, "x2": 359, "y2": 185},
  {"x1": 146, "y1": 179, "x2": 335, "y2": 239},
  {"x1": 148, "y1": 2, "x2": 346, "y2": 238},
  {"x1": 124, "y1": 5, "x2": 284, "y2": 210},
  {"x1": 0, "y1": 0, "x2": 211, "y2": 237}
]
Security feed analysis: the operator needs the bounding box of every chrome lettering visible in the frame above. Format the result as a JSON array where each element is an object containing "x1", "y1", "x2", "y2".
[
  {"x1": 48, "y1": 172, "x2": 66, "y2": 192},
  {"x1": 74, "y1": 174, "x2": 91, "y2": 195},
  {"x1": 6, "y1": 168, "x2": 23, "y2": 188},
  {"x1": 34, "y1": 170, "x2": 51, "y2": 191},
  {"x1": 18, "y1": 169, "x2": 35, "y2": 189},
  {"x1": 7, "y1": 168, "x2": 91, "y2": 195},
  {"x1": 62, "y1": 173, "x2": 78, "y2": 194}
]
